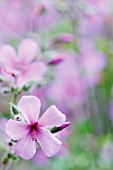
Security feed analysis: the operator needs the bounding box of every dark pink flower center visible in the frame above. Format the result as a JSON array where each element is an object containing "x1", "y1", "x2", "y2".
[{"x1": 30, "y1": 122, "x2": 38, "y2": 141}]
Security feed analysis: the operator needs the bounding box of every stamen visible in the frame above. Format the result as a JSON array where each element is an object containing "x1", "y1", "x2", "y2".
[
  {"x1": 32, "y1": 130, "x2": 37, "y2": 141},
  {"x1": 30, "y1": 122, "x2": 38, "y2": 141}
]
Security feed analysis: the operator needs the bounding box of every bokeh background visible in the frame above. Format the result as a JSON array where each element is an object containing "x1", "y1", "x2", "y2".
[{"x1": 1, "y1": 0, "x2": 113, "y2": 169}]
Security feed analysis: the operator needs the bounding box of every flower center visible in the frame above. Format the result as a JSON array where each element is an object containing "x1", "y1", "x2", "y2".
[{"x1": 30, "y1": 122, "x2": 38, "y2": 141}]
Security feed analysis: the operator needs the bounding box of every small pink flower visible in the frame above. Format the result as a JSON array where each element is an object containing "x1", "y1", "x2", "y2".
[
  {"x1": 0, "y1": 39, "x2": 46, "y2": 88},
  {"x1": 5, "y1": 96, "x2": 66, "y2": 160},
  {"x1": 59, "y1": 33, "x2": 74, "y2": 43}
]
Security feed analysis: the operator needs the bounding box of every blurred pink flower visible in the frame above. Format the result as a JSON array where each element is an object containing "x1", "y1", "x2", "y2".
[
  {"x1": 89, "y1": 0, "x2": 110, "y2": 15},
  {"x1": 47, "y1": 55, "x2": 86, "y2": 111},
  {"x1": 6, "y1": 96, "x2": 66, "y2": 160},
  {"x1": 0, "y1": 0, "x2": 27, "y2": 40},
  {"x1": 78, "y1": 41, "x2": 106, "y2": 85},
  {"x1": 29, "y1": 0, "x2": 61, "y2": 31},
  {"x1": 59, "y1": 33, "x2": 74, "y2": 43},
  {"x1": 78, "y1": 0, "x2": 110, "y2": 37},
  {"x1": 0, "y1": 0, "x2": 61, "y2": 40},
  {"x1": 0, "y1": 39, "x2": 46, "y2": 88},
  {"x1": 78, "y1": 15, "x2": 104, "y2": 37}
]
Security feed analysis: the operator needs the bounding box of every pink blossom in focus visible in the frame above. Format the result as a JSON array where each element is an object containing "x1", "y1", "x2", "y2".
[
  {"x1": 0, "y1": 39, "x2": 46, "y2": 88},
  {"x1": 5, "y1": 96, "x2": 66, "y2": 160},
  {"x1": 33, "y1": 122, "x2": 70, "y2": 166}
]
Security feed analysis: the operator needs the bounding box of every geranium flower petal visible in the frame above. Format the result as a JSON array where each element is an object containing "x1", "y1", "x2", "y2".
[
  {"x1": 14, "y1": 133, "x2": 36, "y2": 160},
  {"x1": 37, "y1": 129, "x2": 62, "y2": 157},
  {"x1": 5, "y1": 119, "x2": 29, "y2": 140},
  {"x1": 16, "y1": 62, "x2": 46, "y2": 88},
  {"x1": 23, "y1": 62, "x2": 47, "y2": 81},
  {"x1": 18, "y1": 96, "x2": 41, "y2": 124},
  {"x1": 0, "y1": 45, "x2": 16, "y2": 65},
  {"x1": 39, "y1": 105, "x2": 66, "y2": 128},
  {"x1": 18, "y1": 39, "x2": 39, "y2": 63}
]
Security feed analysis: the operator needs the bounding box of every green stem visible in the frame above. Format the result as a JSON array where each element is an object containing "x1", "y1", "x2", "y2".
[
  {"x1": 2, "y1": 160, "x2": 12, "y2": 170},
  {"x1": 13, "y1": 93, "x2": 18, "y2": 105}
]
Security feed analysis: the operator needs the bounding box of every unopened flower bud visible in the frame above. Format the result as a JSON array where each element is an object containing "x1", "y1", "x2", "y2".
[
  {"x1": 10, "y1": 103, "x2": 20, "y2": 115},
  {"x1": 51, "y1": 122, "x2": 70, "y2": 133},
  {"x1": 59, "y1": 122, "x2": 70, "y2": 130},
  {"x1": 60, "y1": 33, "x2": 74, "y2": 43},
  {"x1": 11, "y1": 86, "x2": 18, "y2": 93},
  {"x1": 23, "y1": 82, "x2": 33, "y2": 91},
  {"x1": 2, "y1": 87, "x2": 10, "y2": 94},
  {"x1": 48, "y1": 58, "x2": 63, "y2": 65}
]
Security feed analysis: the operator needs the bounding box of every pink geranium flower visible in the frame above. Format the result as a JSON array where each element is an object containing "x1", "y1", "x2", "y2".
[
  {"x1": 0, "y1": 39, "x2": 46, "y2": 88},
  {"x1": 5, "y1": 96, "x2": 66, "y2": 160}
]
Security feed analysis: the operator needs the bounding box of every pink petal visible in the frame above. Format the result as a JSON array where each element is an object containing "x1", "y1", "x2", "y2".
[
  {"x1": 5, "y1": 119, "x2": 29, "y2": 140},
  {"x1": 14, "y1": 133, "x2": 36, "y2": 160},
  {"x1": 18, "y1": 39, "x2": 39, "y2": 63},
  {"x1": 16, "y1": 76, "x2": 30, "y2": 89},
  {"x1": 23, "y1": 62, "x2": 46, "y2": 80},
  {"x1": 0, "y1": 45, "x2": 16, "y2": 66},
  {"x1": 39, "y1": 105, "x2": 66, "y2": 128},
  {"x1": 37, "y1": 129, "x2": 62, "y2": 157},
  {"x1": 18, "y1": 96, "x2": 41, "y2": 124},
  {"x1": 17, "y1": 62, "x2": 46, "y2": 88}
]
